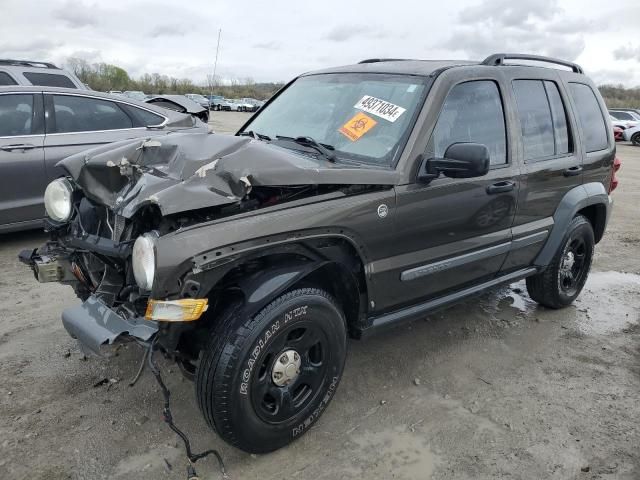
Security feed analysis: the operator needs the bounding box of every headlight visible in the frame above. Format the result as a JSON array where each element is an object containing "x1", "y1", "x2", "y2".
[
  {"x1": 44, "y1": 178, "x2": 73, "y2": 222},
  {"x1": 132, "y1": 233, "x2": 157, "y2": 291}
]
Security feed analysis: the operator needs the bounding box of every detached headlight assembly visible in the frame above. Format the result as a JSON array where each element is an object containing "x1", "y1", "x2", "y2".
[
  {"x1": 43, "y1": 178, "x2": 73, "y2": 222},
  {"x1": 132, "y1": 233, "x2": 157, "y2": 291}
]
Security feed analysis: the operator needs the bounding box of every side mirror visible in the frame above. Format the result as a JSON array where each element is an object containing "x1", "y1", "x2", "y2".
[{"x1": 418, "y1": 143, "x2": 490, "y2": 182}]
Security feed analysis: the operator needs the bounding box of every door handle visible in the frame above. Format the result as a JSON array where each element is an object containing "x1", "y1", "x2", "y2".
[
  {"x1": 0, "y1": 144, "x2": 36, "y2": 152},
  {"x1": 486, "y1": 180, "x2": 516, "y2": 194},
  {"x1": 563, "y1": 166, "x2": 583, "y2": 177}
]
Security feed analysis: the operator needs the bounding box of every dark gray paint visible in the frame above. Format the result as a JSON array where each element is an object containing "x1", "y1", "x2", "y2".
[
  {"x1": 61, "y1": 296, "x2": 157, "y2": 356},
  {"x1": 23, "y1": 59, "x2": 616, "y2": 343}
]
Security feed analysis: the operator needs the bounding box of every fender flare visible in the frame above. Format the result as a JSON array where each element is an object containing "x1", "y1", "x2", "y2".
[
  {"x1": 533, "y1": 182, "x2": 612, "y2": 268},
  {"x1": 235, "y1": 259, "x2": 331, "y2": 318}
]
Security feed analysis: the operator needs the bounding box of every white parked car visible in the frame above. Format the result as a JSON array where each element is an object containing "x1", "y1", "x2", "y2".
[
  {"x1": 622, "y1": 124, "x2": 640, "y2": 145},
  {"x1": 609, "y1": 115, "x2": 639, "y2": 131}
]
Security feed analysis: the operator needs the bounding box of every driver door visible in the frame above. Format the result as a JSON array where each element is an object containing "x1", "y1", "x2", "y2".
[{"x1": 374, "y1": 79, "x2": 519, "y2": 311}]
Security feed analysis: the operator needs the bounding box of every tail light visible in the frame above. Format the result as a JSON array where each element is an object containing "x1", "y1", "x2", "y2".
[{"x1": 609, "y1": 156, "x2": 621, "y2": 193}]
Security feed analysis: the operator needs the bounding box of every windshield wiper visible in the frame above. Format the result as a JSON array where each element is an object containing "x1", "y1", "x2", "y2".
[
  {"x1": 239, "y1": 130, "x2": 271, "y2": 141},
  {"x1": 275, "y1": 135, "x2": 336, "y2": 162}
]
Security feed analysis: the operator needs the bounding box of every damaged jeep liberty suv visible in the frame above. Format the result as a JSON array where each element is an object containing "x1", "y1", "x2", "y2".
[{"x1": 21, "y1": 53, "x2": 619, "y2": 453}]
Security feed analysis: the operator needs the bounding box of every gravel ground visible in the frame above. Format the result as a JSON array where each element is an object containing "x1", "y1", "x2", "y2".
[{"x1": 0, "y1": 118, "x2": 638, "y2": 480}]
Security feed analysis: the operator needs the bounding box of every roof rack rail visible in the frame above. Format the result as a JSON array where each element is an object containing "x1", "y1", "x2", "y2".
[
  {"x1": 358, "y1": 58, "x2": 409, "y2": 64},
  {"x1": 0, "y1": 59, "x2": 60, "y2": 69},
  {"x1": 481, "y1": 53, "x2": 583, "y2": 74}
]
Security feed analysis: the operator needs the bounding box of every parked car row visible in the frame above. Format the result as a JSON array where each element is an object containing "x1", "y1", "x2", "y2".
[
  {"x1": 207, "y1": 95, "x2": 265, "y2": 112},
  {"x1": 111, "y1": 91, "x2": 266, "y2": 113},
  {"x1": 608, "y1": 108, "x2": 640, "y2": 145}
]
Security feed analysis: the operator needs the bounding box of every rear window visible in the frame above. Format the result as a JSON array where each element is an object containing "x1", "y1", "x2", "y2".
[
  {"x1": 0, "y1": 72, "x2": 18, "y2": 86},
  {"x1": 568, "y1": 83, "x2": 608, "y2": 152},
  {"x1": 23, "y1": 72, "x2": 77, "y2": 89}
]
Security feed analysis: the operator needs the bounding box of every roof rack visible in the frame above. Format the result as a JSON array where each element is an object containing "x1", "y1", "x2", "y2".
[
  {"x1": 482, "y1": 53, "x2": 583, "y2": 74},
  {"x1": 358, "y1": 58, "x2": 410, "y2": 64},
  {"x1": 0, "y1": 59, "x2": 60, "y2": 69}
]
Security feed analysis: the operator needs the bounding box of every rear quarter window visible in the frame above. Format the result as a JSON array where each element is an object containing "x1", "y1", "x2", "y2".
[
  {"x1": 568, "y1": 83, "x2": 608, "y2": 152},
  {"x1": 23, "y1": 72, "x2": 77, "y2": 89},
  {"x1": 0, "y1": 71, "x2": 18, "y2": 85}
]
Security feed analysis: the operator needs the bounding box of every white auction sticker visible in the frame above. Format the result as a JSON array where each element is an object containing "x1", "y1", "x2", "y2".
[{"x1": 354, "y1": 95, "x2": 406, "y2": 123}]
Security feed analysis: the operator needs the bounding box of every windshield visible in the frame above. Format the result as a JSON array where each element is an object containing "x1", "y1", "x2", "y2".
[
  {"x1": 241, "y1": 73, "x2": 429, "y2": 166},
  {"x1": 190, "y1": 94, "x2": 208, "y2": 102}
]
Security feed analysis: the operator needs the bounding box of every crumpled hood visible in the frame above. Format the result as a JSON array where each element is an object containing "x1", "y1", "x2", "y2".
[{"x1": 58, "y1": 132, "x2": 399, "y2": 218}]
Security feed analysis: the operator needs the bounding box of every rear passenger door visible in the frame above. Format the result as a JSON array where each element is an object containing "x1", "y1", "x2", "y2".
[
  {"x1": 43, "y1": 93, "x2": 163, "y2": 182},
  {"x1": 0, "y1": 92, "x2": 47, "y2": 228},
  {"x1": 501, "y1": 77, "x2": 582, "y2": 271}
]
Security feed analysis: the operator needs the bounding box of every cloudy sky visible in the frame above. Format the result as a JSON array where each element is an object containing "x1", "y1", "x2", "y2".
[{"x1": 2, "y1": 0, "x2": 640, "y2": 86}]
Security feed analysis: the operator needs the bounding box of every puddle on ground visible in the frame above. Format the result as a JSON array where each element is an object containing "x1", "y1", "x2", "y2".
[
  {"x1": 478, "y1": 271, "x2": 640, "y2": 336},
  {"x1": 351, "y1": 427, "x2": 440, "y2": 479},
  {"x1": 573, "y1": 271, "x2": 640, "y2": 335}
]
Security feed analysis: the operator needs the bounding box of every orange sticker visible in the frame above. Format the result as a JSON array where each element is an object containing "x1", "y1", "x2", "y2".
[{"x1": 339, "y1": 112, "x2": 377, "y2": 142}]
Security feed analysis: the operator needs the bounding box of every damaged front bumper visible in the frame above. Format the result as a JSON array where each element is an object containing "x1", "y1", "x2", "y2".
[
  {"x1": 19, "y1": 244, "x2": 158, "y2": 356},
  {"x1": 62, "y1": 296, "x2": 158, "y2": 356}
]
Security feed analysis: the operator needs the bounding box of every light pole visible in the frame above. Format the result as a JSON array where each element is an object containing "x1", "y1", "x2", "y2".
[{"x1": 209, "y1": 28, "x2": 222, "y2": 118}]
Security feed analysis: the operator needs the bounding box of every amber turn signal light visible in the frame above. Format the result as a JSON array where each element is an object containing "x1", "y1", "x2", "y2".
[{"x1": 145, "y1": 298, "x2": 208, "y2": 322}]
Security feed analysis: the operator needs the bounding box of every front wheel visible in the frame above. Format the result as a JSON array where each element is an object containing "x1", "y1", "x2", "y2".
[
  {"x1": 196, "y1": 288, "x2": 347, "y2": 453},
  {"x1": 526, "y1": 215, "x2": 594, "y2": 308},
  {"x1": 631, "y1": 132, "x2": 640, "y2": 146}
]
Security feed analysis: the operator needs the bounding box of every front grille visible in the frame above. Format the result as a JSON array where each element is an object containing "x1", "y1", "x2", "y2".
[{"x1": 113, "y1": 214, "x2": 126, "y2": 241}]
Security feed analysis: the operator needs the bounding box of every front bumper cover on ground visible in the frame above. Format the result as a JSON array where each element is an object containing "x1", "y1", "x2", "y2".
[{"x1": 62, "y1": 295, "x2": 158, "y2": 355}]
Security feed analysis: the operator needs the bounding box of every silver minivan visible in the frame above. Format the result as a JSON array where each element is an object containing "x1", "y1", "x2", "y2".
[{"x1": 0, "y1": 86, "x2": 208, "y2": 232}]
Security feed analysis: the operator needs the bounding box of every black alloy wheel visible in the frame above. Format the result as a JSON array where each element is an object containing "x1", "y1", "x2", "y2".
[{"x1": 526, "y1": 215, "x2": 594, "y2": 308}]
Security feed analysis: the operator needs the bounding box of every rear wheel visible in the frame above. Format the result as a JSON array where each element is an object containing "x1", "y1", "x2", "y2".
[
  {"x1": 526, "y1": 215, "x2": 594, "y2": 308},
  {"x1": 631, "y1": 132, "x2": 640, "y2": 146},
  {"x1": 196, "y1": 288, "x2": 347, "y2": 453}
]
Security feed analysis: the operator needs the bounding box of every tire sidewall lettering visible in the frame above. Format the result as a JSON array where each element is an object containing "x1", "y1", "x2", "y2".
[
  {"x1": 239, "y1": 304, "x2": 309, "y2": 395},
  {"x1": 292, "y1": 375, "x2": 339, "y2": 438}
]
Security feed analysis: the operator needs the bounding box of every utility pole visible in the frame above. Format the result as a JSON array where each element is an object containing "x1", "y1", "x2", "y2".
[{"x1": 209, "y1": 28, "x2": 222, "y2": 117}]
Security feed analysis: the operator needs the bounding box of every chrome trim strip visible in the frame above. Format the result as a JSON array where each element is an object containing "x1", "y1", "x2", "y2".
[
  {"x1": 511, "y1": 230, "x2": 548, "y2": 249},
  {"x1": 0, "y1": 134, "x2": 45, "y2": 140},
  {"x1": 400, "y1": 241, "x2": 511, "y2": 281},
  {"x1": 511, "y1": 217, "x2": 554, "y2": 236},
  {"x1": 44, "y1": 127, "x2": 150, "y2": 137},
  {"x1": 368, "y1": 227, "x2": 511, "y2": 276}
]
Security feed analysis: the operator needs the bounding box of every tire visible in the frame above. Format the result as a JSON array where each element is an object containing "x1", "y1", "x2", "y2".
[
  {"x1": 526, "y1": 215, "x2": 594, "y2": 309},
  {"x1": 631, "y1": 132, "x2": 640, "y2": 146},
  {"x1": 196, "y1": 288, "x2": 347, "y2": 453}
]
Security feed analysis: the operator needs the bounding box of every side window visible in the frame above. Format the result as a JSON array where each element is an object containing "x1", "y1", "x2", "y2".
[
  {"x1": 611, "y1": 111, "x2": 632, "y2": 120},
  {"x1": 429, "y1": 80, "x2": 507, "y2": 165},
  {"x1": 0, "y1": 94, "x2": 33, "y2": 137},
  {"x1": 23, "y1": 72, "x2": 76, "y2": 89},
  {"x1": 544, "y1": 81, "x2": 570, "y2": 156},
  {"x1": 121, "y1": 104, "x2": 165, "y2": 127},
  {"x1": 512, "y1": 80, "x2": 555, "y2": 160},
  {"x1": 51, "y1": 95, "x2": 133, "y2": 133},
  {"x1": 513, "y1": 80, "x2": 572, "y2": 161},
  {"x1": 0, "y1": 72, "x2": 18, "y2": 86},
  {"x1": 568, "y1": 83, "x2": 608, "y2": 152}
]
